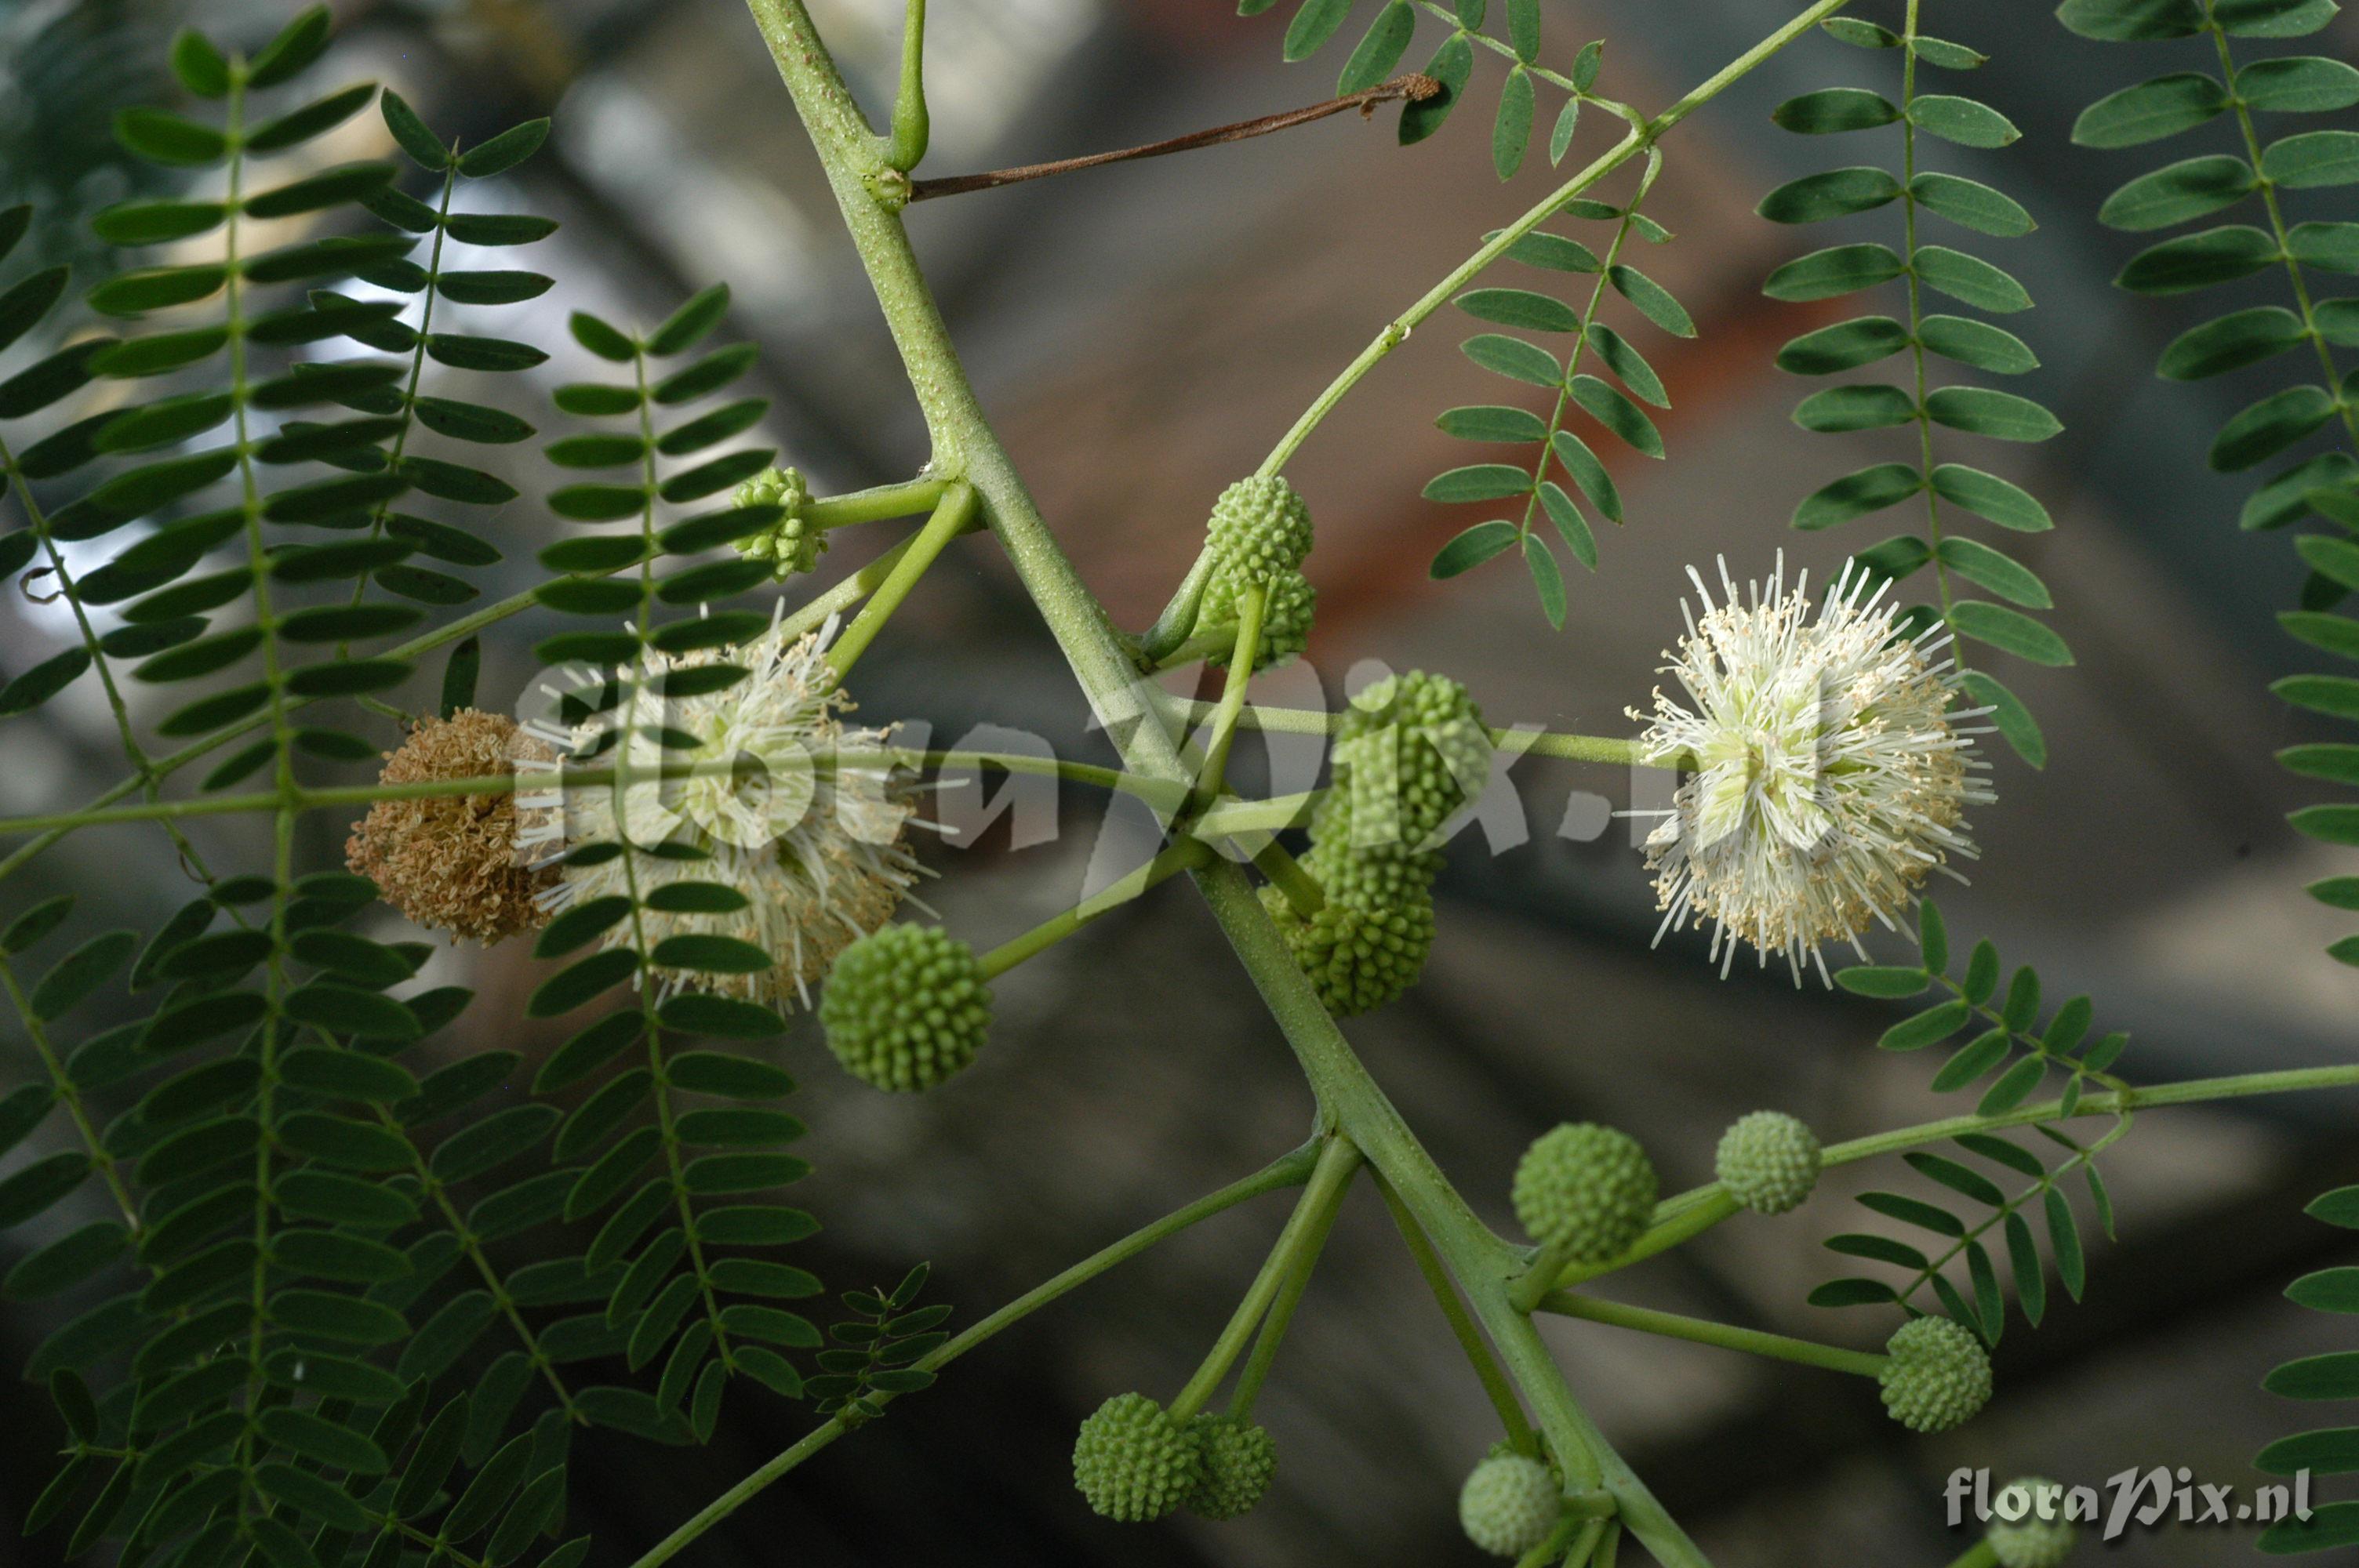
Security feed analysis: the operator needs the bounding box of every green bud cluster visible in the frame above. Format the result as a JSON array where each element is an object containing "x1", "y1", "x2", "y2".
[
  {"x1": 1987, "y1": 1477, "x2": 2076, "y2": 1568},
  {"x1": 1457, "y1": 1452, "x2": 1561, "y2": 1558},
  {"x1": 1511, "y1": 1123, "x2": 1659, "y2": 1264},
  {"x1": 1714, "y1": 1110, "x2": 1822, "y2": 1215},
  {"x1": 1257, "y1": 691, "x2": 1477, "y2": 1016},
  {"x1": 1205, "y1": 475, "x2": 1314, "y2": 584},
  {"x1": 1197, "y1": 476, "x2": 1316, "y2": 670},
  {"x1": 1071, "y1": 1392, "x2": 1202, "y2": 1522},
  {"x1": 1879, "y1": 1316, "x2": 1993, "y2": 1432},
  {"x1": 732, "y1": 466, "x2": 826, "y2": 579},
  {"x1": 819, "y1": 924, "x2": 991, "y2": 1092},
  {"x1": 1260, "y1": 872, "x2": 1434, "y2": 1017},
  {"x1": 1331, "y1": 670, "x2": 1492, "y2": 852},
  {"x1": 1186, "y1": 1414, "x2": 1278, "y2": 1520}
]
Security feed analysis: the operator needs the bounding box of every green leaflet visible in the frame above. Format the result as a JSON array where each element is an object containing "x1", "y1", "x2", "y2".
[
  {"x1": 2072, "y1": 71, "x2": 2229, "y2": 146},
  {"x1": 2097, "y1": 154, "x2": 2257, "y2": 231}
]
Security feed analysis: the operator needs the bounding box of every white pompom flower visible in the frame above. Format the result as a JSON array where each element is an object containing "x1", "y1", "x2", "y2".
[
  {"x1": 1629, "y1": 554, "x2": 1993, "y2": 985},
  {"x1": 516, "y1": 612, "x2": 926, "y2": 1007}
]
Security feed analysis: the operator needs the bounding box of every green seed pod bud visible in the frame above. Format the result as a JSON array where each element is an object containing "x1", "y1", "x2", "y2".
[
  {"x1": 819, "y1": 924, "x2": 991, "y2": 1092},
  {"x1": 1202, "y1": 568, "x2": 1317, "y2": 671},
  {"x1": 1261, "y1": 877, "x2": 1435, "y2": 1017},
  {"x1": 1511, "y1": 1123, "x2": 1658, "y2": 1263},
  {"x1": 732, "y1": 466, "x2": 825, "y2": 579},
  {"x1": 1714, "y1": 1110, "x2": 1822, "y2": 1215},
  {"x1": 1332, "y1": 670, "x2": 1492, "y2": 851},
  {"x1": 1457, "y1": 1452, "x2": 1561, "y2": 1559},
  {"x1": 1071, "y1": 1392, "x2": 1203, "y2": 1523},
  {"x1": 1987, "y1": 1477, "x2": 2075, "y2": 1568},
  {"x1": 1879, "y1": 1316, "x2": 1993, "y2": 1433},
  {"x1": 1184, "y1": 1414, "x2": 1277, "y2": 1521},
  {"x1": 1205, "y1": 474, "x2": 1314, "y2": 586}
]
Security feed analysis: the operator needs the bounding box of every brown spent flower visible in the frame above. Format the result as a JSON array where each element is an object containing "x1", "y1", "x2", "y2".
[{"x1": 346, "y1": 710, "x2": 556, "y2": 944}]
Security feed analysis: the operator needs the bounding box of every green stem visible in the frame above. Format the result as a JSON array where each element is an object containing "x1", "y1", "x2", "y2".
[
  {"x1": 885, "y1": 0, "x2": 928, "y2": 172},
  {"x1": 1513, "y1": 161, "x2": 1657, "y2": 557},
  {"x1": 342, "y1": 158, "x2": 456, "y2": 659},
  {"x1": 1192, "y1": 790, "x2": 1320, "y2": 837},
  {"x1": 1251, "y1": 838, "x2": 1327, "y2": 918},
  {"x1": 1226, "y1": 1136, "x2": 1359, "y2": 1417},
  {"x1": 1513, "y1": 1239, "x2": 1576, "y2": 1312},
  {"x1": 976, "y1": 837, "x2": 1212, "y2": 979},
  {"x1": 1162, "y1": 699, "x2": 1688, "y2": 769},
  {"x1": 1169, "y1": 1135, "x2": 1361, "y2": 1421},
  {"x1": 382, "y1": 1104, "x2": 581, "y2": 1421},
  {"x1": 1606, "y1": 1062, "x2": 2359, "y2": 1275},
  {"x1": 0, "y1": 745, "x2": 1194, "y2": 837},
  {"x1": 1898, "y1": 0, "x2": 1963, "y2": 641},
  {"x1": 1519, "y1": 1515, "x2": 1587, "y2": 1568},
  {"x1": 1372, "y1": 1169, "x2": 1537, "y2": 1454},
  {"x1": 1413, "y1": 1, "x2": 1603, "y2": 105},
  {"x1": 827, "y1": 479, "x2": 974, "y2": 680},
  {"x1": 806, "y1": 474, "x2": 951, "y2": 530},
  {"x1": 620, "y1": 1143, "x2": 1319, "y2": 1568},
  {"x1": 1538, "y1": 1292, "x2": 1888, "y2": 1378},
  {"x1": 634, "y1": 340, "x2": 743, "y2": 1368},
  {"x1": 1146, "y1": 623, "x2": 1235, "y2": 672},
  {"x1": 1252, "y1": 122, "x2": 1640, "y2": 482},
  {"x1": 1551, "y1": 1191, "x2": 1739, "y2": 1290},
  {"x1": 1943, "y1": 1542, "x2": 2000, "y2": 1568},
  {"x1": 1192, "y1": 580, "x2": 1267, "y2": 809}
]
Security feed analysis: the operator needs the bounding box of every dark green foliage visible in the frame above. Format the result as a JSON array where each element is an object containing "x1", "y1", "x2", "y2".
[
  {"x1": 806, "y1": 1263, "x2": 950, "y2": 1423},
  {"x1": 2258, "y1": 1187, "x2": 2359, "y2": 1551},
  {"x1": 1759, "y1": 16, "x2": 2063, "y2": 767},
  {"x1": 1816, "y1": 903, "x2": 2127, "y2": 1345},
  {"x1": 2065, "y1": 0, "x2": 2359, "y2": 967},
  {"x1": 0, "y1": 19, "x2": 830, "y2": 1568},
  {"x1": 1426, "y1": 158, "x2": 1678, "y2": 622}
]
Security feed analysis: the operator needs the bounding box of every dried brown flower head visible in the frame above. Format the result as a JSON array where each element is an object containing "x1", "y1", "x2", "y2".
[{"x1": 346, "y1": 710, "x2": 556, "y2": 944}]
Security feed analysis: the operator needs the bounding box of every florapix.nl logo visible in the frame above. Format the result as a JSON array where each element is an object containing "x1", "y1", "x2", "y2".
[{"x1": 1946, "y1": 1468, "x2": 2316, "y2": 1543}]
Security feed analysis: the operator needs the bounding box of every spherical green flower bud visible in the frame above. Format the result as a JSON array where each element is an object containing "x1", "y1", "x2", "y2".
[
  {"x1": 1512, "y1": 1123, "x2": 1658, "y2": 1263},
  {"x1": 1332, "y1": 670, "x2": 1492, "y2": 851},
  {"x1": 732, "y1": 466, "x2": 825, "y2": 579},
  {"x1": 1457, "y1": 1452, "x2": 1561, "y2": 1558},
  {"x1": 1184, "y1": 1414, "x2": 1277, "y2": 1520},
  {"x1": 1205, "y1": 474, "x2": 1314, "y2": 586},
  {"x1": 1202, "y1": 568, "x2": 1317, "y2": 671},
  {"x1": 1071, "y1": 1392, "x2": 1203, "y2": 1523},
  {"x1": 1714, "y1": 1110, "x2": 1822, "y2": 1216},
  {"x1": 820, "y1": 924, "x2": 990, "y2": 1092},
  {"x1": 1261, "y1": 879, "x2": 1434, "y2": 1017},
  {"x1": 1879, "y1": 1316, "x2": 1993, "y2": 1433},
  {"x1": 1987, "y1": 1477, "x2": 2075, "y2": 1568}
]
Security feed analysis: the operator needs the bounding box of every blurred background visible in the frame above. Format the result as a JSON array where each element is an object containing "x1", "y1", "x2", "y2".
[{"x1": 2, "y1": 0, "x2": 2357, "y2": 1563}]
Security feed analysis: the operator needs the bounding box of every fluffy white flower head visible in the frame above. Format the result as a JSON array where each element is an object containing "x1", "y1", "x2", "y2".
[
  {"x1": 1630, "y1": 554, "x2": 1992, "y2": 985},
  {"x1": 517, "y1": 613, "x2": 923, "y2": 1007}
]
